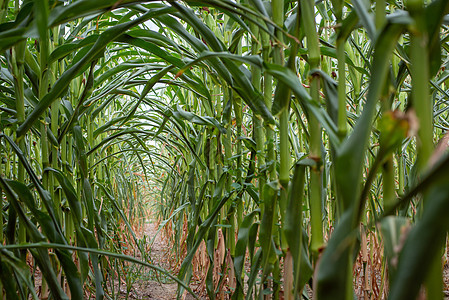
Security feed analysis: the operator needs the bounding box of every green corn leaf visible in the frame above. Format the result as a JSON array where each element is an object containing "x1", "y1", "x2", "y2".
[
  {"x1": 17, "y1": 6, "x2": 173, "y2": 137},
  {"x1": 0, "y1": 249, "x2": 38, "y2": 300},
  {"x1": 284, "y1": 163, "x2": 313, "y2": 295},
  {"x1": 316, "y1": 16, "x2": 408, "y2": 300},
  {"x1": 390, "y1": 179, "x2": 449, "y2": 300},
  {"x1": 264, "y1": 62, "x2": 340, "y2": 145},
  {"x1": 234, "y1": 209, "x2": 260, "y2": 286},
  {"x1": 0, "y1": 177, "x2": 68, "y2": 299},
  {"x1": 259, "y1": 181, "x2": 279, "y2": 279},
  {"x1": 351, "y1": 0, "x2": 376, "y2": 40},
  {"x1": 380, "y1": 216, "x2": 409, "y2": 279},
  {"x1": 48, "y1": 0, "x2": 145, "y2": 26},
  {"x1": 178, "y1": 180, "x2": 234, "y2": 287},
  {"x1": 49, "y1": 34, "x2": 99, "y2": 64},
  {"x1": 174, "y1": 104, "x2": 227, "y2": 134},
  {"x1": 6, "y1": 179, "x2": 84, "y2": 299},
  {"x1": 424, "y1": 0, "x2": 449, "y2": 77}
]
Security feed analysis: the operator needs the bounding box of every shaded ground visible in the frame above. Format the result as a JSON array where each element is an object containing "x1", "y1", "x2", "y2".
[{"x1": 112, "y1": 219, "x2": 181, "y2": 299}]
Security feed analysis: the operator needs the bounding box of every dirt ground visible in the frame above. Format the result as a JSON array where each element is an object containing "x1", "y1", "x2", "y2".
[{"x1": 112, "y1": 219, "x2": 193, "y2": 300}]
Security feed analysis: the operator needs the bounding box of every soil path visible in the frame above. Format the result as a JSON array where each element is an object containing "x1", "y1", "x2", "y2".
[{"x1": 116, "y1": 219, "x2": 179, "y2": 299}]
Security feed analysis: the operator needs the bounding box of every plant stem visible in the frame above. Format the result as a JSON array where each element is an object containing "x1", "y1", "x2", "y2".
[{"x1": 302, "y1": 0, "x2": 324, "y2": 259}]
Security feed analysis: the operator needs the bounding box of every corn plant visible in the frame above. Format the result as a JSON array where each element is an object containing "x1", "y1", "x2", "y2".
[{"x1": 1, "y1": 0, "x2": 449, "y2": 299}]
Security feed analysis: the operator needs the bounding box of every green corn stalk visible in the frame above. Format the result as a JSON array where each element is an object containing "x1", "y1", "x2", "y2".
[
  {"x1": 301, "y1": 0, "x2": 324, "y2": 259},
  {"x1": 12, "y1": 39, "x2": 27, "y2": 249},
  {"x1": 408, "y1": 0, "x2": 440, "y2": 298}
]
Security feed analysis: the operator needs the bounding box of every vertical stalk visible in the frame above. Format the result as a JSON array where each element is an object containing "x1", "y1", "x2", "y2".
[
  {"x1": 222, "y1": 87, "x2": 235, "y2": 254},
  {"x1": 233, "y1": 21, "x2": 244, "y2": 229},
  {"x1": 337, "y1": 42, "x2": 347, "y2": 137},
  {"x1": 50, "y1": 27, "x2": 60, "y2": 223},
  {"x1": 410, "y1": 15, "x2": 432, "y2": 170},
  {"x1": 378, "y1": 0, "x2": 393, "y2": 215},
  {"x1": 215, "y1": 84, "x2": 223, "y2": 179},
  {"x1": 0, "y1": 0, "x2": 10, "y2": 22},
  {"x1": 271, "y1": 0, "x2": 289, "y2": 256},
  {"x1": 250, "y1": 25, "x2": 266, "y2": 208},
  {"x1": 261, "y1": 32, "x2": 276, "y2": 183},
  {"x1": 37, "y1": 4, "x2": 50, "y2": 296},
  {"x1": 376, "y1": 0, "x2": 386, "y2": 30},
  {"x1": 38, "y1": 3, "x2": 50, "y2": 192},
  {"x1": 409, "y1": 0, "x2": 439, "y2": 298},
  {"x1": 234, "y1": 96, "x2": 244, "y2": 227},
  {"x1": 12, "y1": 38, "x2": 27, "y2": 247},
  {"x1": 381, "y1": 98, "x2": 395, "y2": 216},
  {"x1": 272, "y1": 0, "x2": 288, "y2": 190},
  {"x1": 333, "y1": 0, "x2": 346, "y2": 138},
  {"x1": 271, "y1": 1, "x2": 285, "y2": 298},
  {"x1": 302, "y1": 0, "x2": 324, "y2": 259}
]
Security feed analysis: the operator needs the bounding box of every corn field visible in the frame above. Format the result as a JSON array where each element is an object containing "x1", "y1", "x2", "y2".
[{"x1": 1, "y1": 0, "x2": 449, "y2": 299}]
